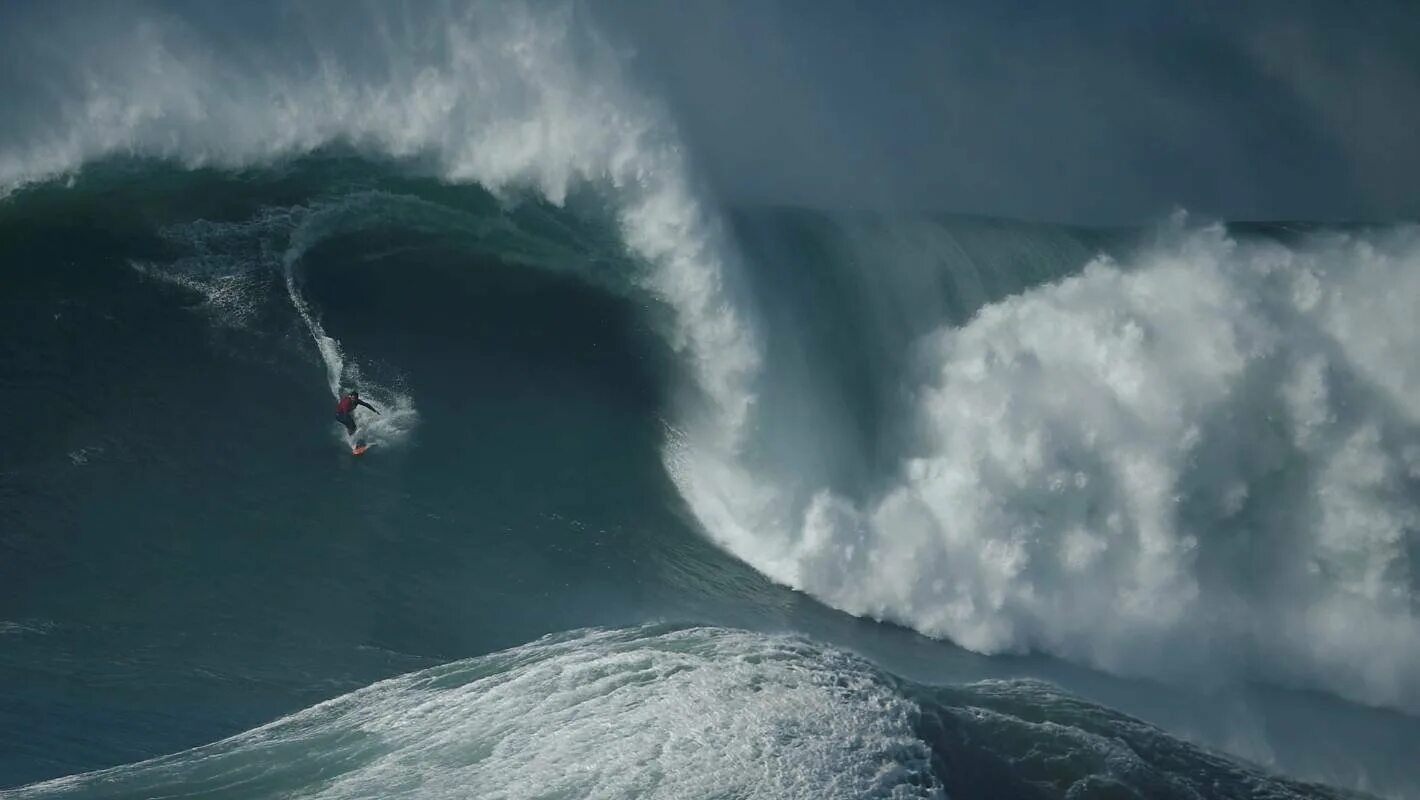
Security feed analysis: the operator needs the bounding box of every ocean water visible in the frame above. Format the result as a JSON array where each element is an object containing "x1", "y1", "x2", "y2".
[{"x1": 2, "y1": 3, "x2": 1418, "y2": 798}]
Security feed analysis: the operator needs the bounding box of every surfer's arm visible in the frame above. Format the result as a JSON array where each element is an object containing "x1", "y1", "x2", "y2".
[{"x1": 358, "y1": 400, "x2": 382, "y2": 414}]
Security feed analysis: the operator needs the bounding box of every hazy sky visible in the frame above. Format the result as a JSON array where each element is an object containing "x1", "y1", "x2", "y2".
[
  {"x1": 594, "y1": 0, "x2": 1420, "y2": 223},
  {"x1": 2, "y1": 0, "x2": 1417, "y2": 223}
]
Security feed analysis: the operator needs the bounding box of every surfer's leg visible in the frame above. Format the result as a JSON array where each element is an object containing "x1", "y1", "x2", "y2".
[{"x1": 336, "y1": 413, "x2": 356, "y2": 436}]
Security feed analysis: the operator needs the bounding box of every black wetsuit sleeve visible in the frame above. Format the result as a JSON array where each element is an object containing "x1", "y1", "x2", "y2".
[{"x1": 359, "y1": 400, "x2": 381, "y2": 413}]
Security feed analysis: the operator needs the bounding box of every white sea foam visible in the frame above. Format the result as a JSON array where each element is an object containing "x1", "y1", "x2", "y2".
[
  {"x1": 9, "y1": 627, "x2": 940, "y2": 800},
  {"x1": 675, "y1": 218, "x2": 1420, "y2": 713}
]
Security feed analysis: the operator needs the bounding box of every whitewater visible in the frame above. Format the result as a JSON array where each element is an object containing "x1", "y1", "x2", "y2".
[
  {"x1": 677, "y1": 217, "x2": 1420, "y2": 713},
  {"x1": 1, "y1": 2, "x2": 1417, "y2": 798}
]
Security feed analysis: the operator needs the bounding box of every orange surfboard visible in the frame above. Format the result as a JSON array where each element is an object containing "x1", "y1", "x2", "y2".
[{"x1": 351, "y1": 442, "x2": 370, "y2": 456}]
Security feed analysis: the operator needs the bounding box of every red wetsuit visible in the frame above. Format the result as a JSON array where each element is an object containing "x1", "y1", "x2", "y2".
[{"x1": 335, "y1": 394, "x2": 373, "y2": 435}]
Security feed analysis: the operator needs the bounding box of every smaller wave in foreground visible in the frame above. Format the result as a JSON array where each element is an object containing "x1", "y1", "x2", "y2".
[{"x1": 5, "y1": 626, "x2": 1357, "y2": 800}]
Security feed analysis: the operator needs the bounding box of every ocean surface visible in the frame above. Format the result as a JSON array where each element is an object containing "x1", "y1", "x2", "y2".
[{"x1": 2, "y1": 4, "x2": 1419, "y2": 799}]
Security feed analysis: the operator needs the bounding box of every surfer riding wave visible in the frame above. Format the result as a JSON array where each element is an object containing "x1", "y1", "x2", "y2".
[{"x1": 334, "y1": 390, "x2": 380, "y2": 439}]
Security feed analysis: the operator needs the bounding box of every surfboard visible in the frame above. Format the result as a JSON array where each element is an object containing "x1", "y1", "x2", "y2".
[{"x1": 351, "y1": 442, "x2": 370, "y2": 456}]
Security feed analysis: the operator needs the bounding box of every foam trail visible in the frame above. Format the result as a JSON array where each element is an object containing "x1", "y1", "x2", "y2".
[
  {"x1": 282, "y1": 268, "x2": 345, "y2": 397},
  {"x1": 281, "y1": 264, "x2": 418, "y2": 450},
  {"x1": 279, "y1": 213, "x2": 419, "y2": 451},
  {"x1": 675, "y1": 218, "x2": 1420, "y2": 713}
]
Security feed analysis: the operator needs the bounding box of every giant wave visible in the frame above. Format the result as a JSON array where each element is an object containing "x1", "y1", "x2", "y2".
[
  {"x1": 2, "y1": 1, "x2": 1418, "y2": 796},
  {"x1": 5, "y1": 0, "x2": 1414, "y2": 733}
]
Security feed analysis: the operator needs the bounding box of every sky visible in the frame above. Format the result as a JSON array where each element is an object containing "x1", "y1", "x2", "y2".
[
  {"x1": 1, "y1": 0, "x2": 1418, "y2": 224},
  {"x1": 594, "y1": 0, "x2": 1420, "y2": 223}
]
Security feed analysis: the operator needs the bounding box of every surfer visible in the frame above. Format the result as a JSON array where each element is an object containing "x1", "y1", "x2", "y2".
[{"x1": 334, "y1": 390, "x2": 380, "y2": 438}]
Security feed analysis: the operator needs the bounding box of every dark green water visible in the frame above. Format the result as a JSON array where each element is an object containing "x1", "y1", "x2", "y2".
[
  {"x1": 1, "y1": 158, "x2": 1413, "y2": 799},
  {"x1": 0, "y1": 160, "x2": 776, "y2": 777}
]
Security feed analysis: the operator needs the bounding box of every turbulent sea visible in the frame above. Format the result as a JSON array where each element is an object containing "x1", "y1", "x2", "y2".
[{"x1": 2, "y1": 4, "x2": 1418, "y2": 799}]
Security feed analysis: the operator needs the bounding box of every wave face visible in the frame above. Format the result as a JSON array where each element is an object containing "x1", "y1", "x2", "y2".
[{"x1": 2, "y1": 2, "x2": 1418, "y2": 797}]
